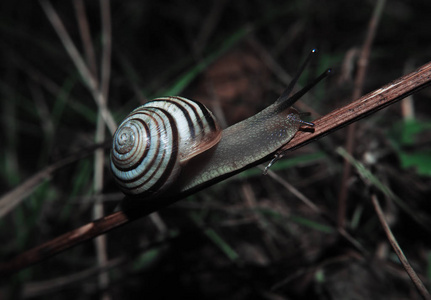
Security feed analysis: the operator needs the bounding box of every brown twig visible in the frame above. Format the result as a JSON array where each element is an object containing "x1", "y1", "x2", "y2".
[
  {"x1": 39, "y1": 0, "x2": 117, "y2": 134},
  {"x1": 1, "y1": 210, "x2": 130, "y2": 276},
  {"x1": 94, "y1": 1, "x2": 112, "y2": 297},
  {"x1": 0, "y1": 142, "x2": 110, "y2": 218},
  {"x1": 264, "y1": 167, "x2": 369, "y2": 256},
  {"x1": 338, "y1": 0, "x2": 386, "y2": 229},
  {"x1": 99, "y1": 0, "x2": 112, "y2": 103},
  {"x1": 264, "y1": 168, "x2": 321, "y2": 214},
  {"x1": 73, "y1": 0, "x2": 97, "y2": 78},
  {"x1": 371, "y1": 194, "x2": 431, "y2": 300},
  {"x1": 194, "y1": 0, "x2": 228, "y2": 56},
  {"x1": 21, "y1": 257, "x2": 124, "y2": 298},
  {"x1": 280, "y1": 61, "x2": 431, "y2": 151},
  {"x1": 1, "y1": 61, "x2": 431, "y2": 276}
]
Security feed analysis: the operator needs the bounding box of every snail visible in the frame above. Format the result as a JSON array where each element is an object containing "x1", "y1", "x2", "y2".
[{"x1": 111, "y1": 50, "x2": 330, "y2": 201}]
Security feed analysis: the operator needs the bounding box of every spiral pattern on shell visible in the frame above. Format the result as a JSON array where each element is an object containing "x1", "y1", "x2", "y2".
[{"x1": 111, "y1": 96, "x2": 221, "y2": 198}]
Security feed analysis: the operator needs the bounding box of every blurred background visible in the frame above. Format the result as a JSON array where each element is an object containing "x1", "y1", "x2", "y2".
[{"x1": 1, "y1": 0, "x2": 431, "y2": 299}]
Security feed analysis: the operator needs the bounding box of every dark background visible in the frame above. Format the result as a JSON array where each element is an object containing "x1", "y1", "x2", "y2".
[{"x1": 1, "y1": 0, "x2": 431, "y2": 299}]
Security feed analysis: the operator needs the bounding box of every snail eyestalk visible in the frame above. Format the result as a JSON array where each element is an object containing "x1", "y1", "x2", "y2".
[
  {"x1": 263, "y1": 65, "x2": 331, "y2": 174},
  {"x1": 299, "y1": 120, "x2": 315, "y2": 127},
  {"x1": 275, "y1": 48, "x2": 318, "y2": 106},
  {"x1": 277, "y1": 68, "x2": 331, "y2": 113}
]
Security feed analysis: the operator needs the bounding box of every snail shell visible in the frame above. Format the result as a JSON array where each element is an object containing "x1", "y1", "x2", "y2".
[{"x1": 111, "y1": 96, "x2": 221, "y2": 198}]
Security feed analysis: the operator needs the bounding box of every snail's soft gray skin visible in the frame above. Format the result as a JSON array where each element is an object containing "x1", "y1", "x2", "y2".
[{"x1": 179, "y1": 100, "x2": 306, "y2": 192}]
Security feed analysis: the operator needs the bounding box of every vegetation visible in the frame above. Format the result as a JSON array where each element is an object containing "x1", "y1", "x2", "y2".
[{"x1": 1, "y1": 0, "x2": 431, "y2": 299}]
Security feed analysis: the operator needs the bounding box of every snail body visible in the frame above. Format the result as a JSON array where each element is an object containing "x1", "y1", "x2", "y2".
[
  {"x1": 179, "y1": 102, "x2": 306, "y2": 193},
  {"x1": 111, "y1": 51, "x2": 328, "y2": 201},
  {"x1": 111, "y1": 94, "x2": 311, "y2": 200}
]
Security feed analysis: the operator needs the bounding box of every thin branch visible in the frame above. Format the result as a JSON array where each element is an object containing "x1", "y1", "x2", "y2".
[
  {"x1": 264, "y1": 167, "x2": 369, "y2": 256},
  {"x1": 338, "y1": 0, "x2": 386, "y2": 229},
  {"x1": 93, "y1": 118, "x2": 109, "y2": 296},
  {"x1": 0, "y1": 142, "x2": 110, "y2": 218},
  {"x1": 264, "y1": 168, "x2": 321, "y2": 214},
  {"x1": 1, "y1": 60, "x2": 431, "y2": 276},
  {"x1": 280, "y1": 61, "x2": 431, "y2": 152},
  {"x1": 401, "y1": 60, "x2": 416, "y2": 120},
  {"x1": 94, "y1": 1, "x2": 112, "y2": 296},
  {"x1": 194, "y1": 0, "x2": 228, "y2": 56},
  {"x1": 39, "y1": 0, "x2": 117, "y2": 134},
  {"x1": 371, "y1": 194, "x2": 431, "y2": 300},
  {"x1": 0, "y1": 210, "x2": 131, "y2": 277},
  {"x1": 99, "y1": 0, "x2": 112, "y2": 102},
  {"x1": 73, "y1": 0, "x2": 98, "y2": 78},
  {"x1": 337, "y1": 146, "x2": 431, "y2": 297},
  {"x1": 22, "y1": 258, "x2": 124, "y2": 298}
]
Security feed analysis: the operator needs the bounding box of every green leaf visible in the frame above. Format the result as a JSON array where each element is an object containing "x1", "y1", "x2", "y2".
[
  {"x1": 189, "y1": 212, "x2": 239, "y2": 262},
  {"x1": 289, "y1": 215, "x2": 334, "y2": 234},
  {"x1": 205, "y1": 228, "x2": 240, "y2": 262},
  {"x1": 399, "y1": 150, "x2": 431, "y2": 176},
  {"x1": 389, "y1": 119, "x2": 431, "y2": 176},
  {"x1": 158, "y1": 27, "x2": 250, "y2": 97},
  {"x1": 132, "y1": 248, "x2": 160, "y2": 271}
]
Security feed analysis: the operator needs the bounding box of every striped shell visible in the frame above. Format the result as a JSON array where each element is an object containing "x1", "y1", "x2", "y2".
[{"x1": 111, "y1": 96, "x2": 221, "y2": 198}]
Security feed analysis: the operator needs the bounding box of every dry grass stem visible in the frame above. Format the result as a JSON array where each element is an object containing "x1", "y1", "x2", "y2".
[
  {"x1": 264, "y1": 168, "x2": 320, "y2": 214},
  {"x1": 194, "y1": 0, "x2": 228, "y2": 56},
  {"x1": 0, "y1": 142, "x2": 109, "y2": 218},
  {"x1": 21, "y1": 258, "x2": 123, "y2": 298},
  {"x1": 280, "y1": 61, "x2": 431, "y2": 152},
  {"x1": 99, "y1": 0, "x2": 112, "y2": 102},
  {"x1": 371, "y1": 194, "x2": 431, "y2": 300},
  {"x1": 264, "y1": 167, "x2": 369, "y2": 255},
  {"x1": 401, "y1": 61, "x2": 416, "y2": 120},
  {"x1": 73, "y1": 0, "x2": 97, "y2": 78},
  {"x1": 1, "y1": 59, "x2": 431, "y2": 277},
  {"x1": 39, "y1": 0, "x2": 117, "y2": 134},
  {"x1": 338, "y1": 0, "x2": 386, "y2": 229}
]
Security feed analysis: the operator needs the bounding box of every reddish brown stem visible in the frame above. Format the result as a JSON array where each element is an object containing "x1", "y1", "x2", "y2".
[
  {"x1": 338, "y1": 0, "x2": 386, "y2": 229},
  {"x1": 371, "y1": 194, "x2": 431, "y2": 300},
  {"x1": 1, "y1": 211, "x2": 130, "y2": 276},
  {"x1": 2, "y1": 61, "x2": 431, "y2": 276},
  {"x1": 280, "y1": 61, "x2": 431, "y2": 151}
]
